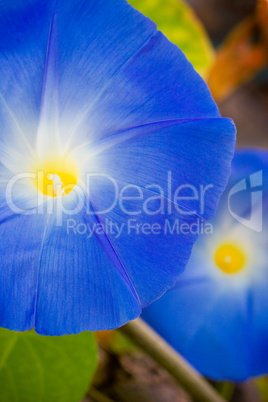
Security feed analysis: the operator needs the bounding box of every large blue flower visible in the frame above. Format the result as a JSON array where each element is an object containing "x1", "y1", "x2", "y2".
[
  {"x1": 142, "y1": 149, "x2": 268, "y2": 381},
  {"x1": 0, "y1": 0, "x2": 235, "y2": 335}
]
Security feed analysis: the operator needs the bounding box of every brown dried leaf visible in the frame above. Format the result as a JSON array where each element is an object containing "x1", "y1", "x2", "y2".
[{"x1": 208, "y1": 15, "x2": 268, "y2": 102}]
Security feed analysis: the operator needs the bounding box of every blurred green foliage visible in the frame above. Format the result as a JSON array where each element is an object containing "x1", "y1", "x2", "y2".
[
  {"x1": 255, "y1": 377, "x2": 268, "y2": 401},
  {"x1": 128, "y1": 0, "x2": 214, "y2": 78},
  {"x1": 0, "y1": 328, "x2": 97, "y2": 401}
]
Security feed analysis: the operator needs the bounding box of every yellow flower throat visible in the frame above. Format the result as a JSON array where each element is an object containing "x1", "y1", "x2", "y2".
[
  {"x1": 214, "y1": 243, "x2": 246, "y2": 274},
  {"x1": 35, "y1": 157, "x2": 78, "y2": 197}
]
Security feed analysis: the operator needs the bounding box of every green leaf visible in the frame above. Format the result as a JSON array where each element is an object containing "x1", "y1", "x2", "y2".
[
  {"x1": 128, "y1": 0, "x2": 214, "y2": 78},
  {"x1": 0, "y1": 328, "x2": 98, "y2": 402}
]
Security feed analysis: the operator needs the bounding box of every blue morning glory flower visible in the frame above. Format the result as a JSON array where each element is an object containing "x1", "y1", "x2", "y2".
[
  {"x1": 0, "y1": 0, "x2": 235, "y2": 335},
  {"x1": 142, "y1": 149, "x2": 268, "y2": 381}
]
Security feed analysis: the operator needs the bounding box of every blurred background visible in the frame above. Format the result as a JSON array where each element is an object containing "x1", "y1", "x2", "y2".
[{"x1": 191, "y1": 0, "x2": 268, "y2": 149}]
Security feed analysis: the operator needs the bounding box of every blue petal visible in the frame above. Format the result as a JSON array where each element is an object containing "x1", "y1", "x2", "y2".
[
  {"x1": 1, "y1": 0, "x2": 220, "y2": 153},
  {"x1": 80, "y1": 118, "x2": 236, "y2": 220},
  {"x1": 75, "y1": 30, "x2": 220, "y2": 143},
  {"x1": 79, "y1": 118, "x2": 235, "y2": 306},
  {"x1": 0, "y1": 177, "x2": 52, "y2": 331},
  {"x1": 251, "y1": 277, "x2": 268, "y2": 377},
  {"x1": 34, "y1": 192, "x2": 141, "y2": 335},
  {"x1": 0, "y1": 210, "x2": 48, "y2": 331},
  {"x1": 0, "y1": 1, "x2": 54, "y2": 152},
  {"x1": 214, "y1": 149, "x2": 268, "y2": 223},
  {"x1": 142, "y1": 279, "x2": 251, "y2": 381},
  {"x1": 0, "y1": 189, "x2": 141, "y2": 334},
  {"x1": 228, "y1": 149, "x2": 268, "y2": 378},
  {"x1": 34, "y1": 0, "x2": 221, "y2": 150},
  {"x1": 88, "y1": 185, "x2": 202, "y2": 307}
]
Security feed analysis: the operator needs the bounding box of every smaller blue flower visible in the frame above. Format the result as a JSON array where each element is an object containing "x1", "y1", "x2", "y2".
[{"x1": 142, "y1": 149, "x2": 268, "y2": 381}]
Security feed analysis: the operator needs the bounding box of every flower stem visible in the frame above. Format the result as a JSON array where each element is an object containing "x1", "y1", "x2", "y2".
[{"x1": 120, "y1": 318, "x2": 225, "y2": 402}]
